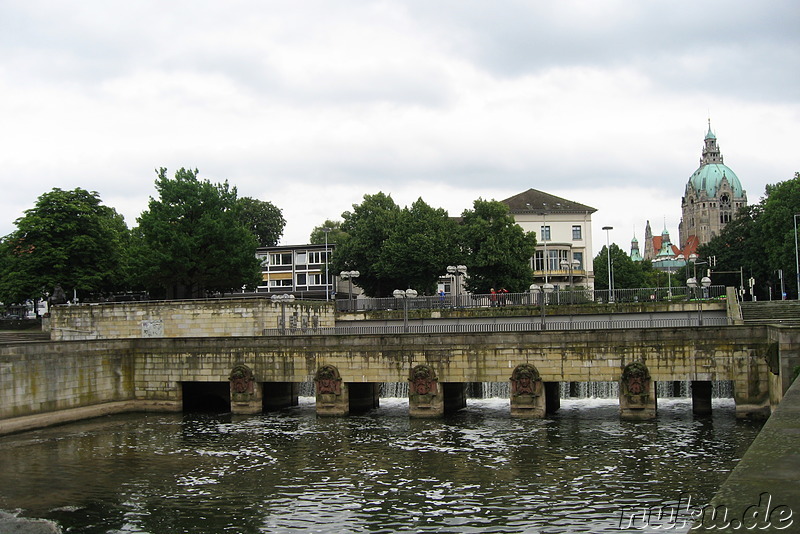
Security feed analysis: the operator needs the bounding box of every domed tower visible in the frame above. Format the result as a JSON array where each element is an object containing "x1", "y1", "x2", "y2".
[
  {"x1": 679, "y1": 121, "x2": 747, "y2": 248},
  {"x1": 630, "y1": 234, "x2": 643, "y2": 262}
]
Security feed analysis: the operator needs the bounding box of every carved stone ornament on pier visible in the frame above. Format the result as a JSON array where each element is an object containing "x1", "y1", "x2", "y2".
[
  {"x1": 509, "y1": 363, "x2": 545, "y2": 418},
  {"x1": 619, "y1": 360, "x2": 656, "y2": 420},
  {"x1": 229, "y1": 364, "x2": 255, "y2": 396},
  {"x1": 409, "y1": 364, "x2": 439, "y2": 402},
  {"x1": 510, "y1": 363, "x2": 543, "y2": 399},
  {"x1": 315, "y1": 365, "x2": 342, "y2": 397},
  {"x1": 621, "y1": 361, "x2": 651, "y2": 406},
  {"x1": 314, "y1": 365, "x2": 347, "y2": 416}
]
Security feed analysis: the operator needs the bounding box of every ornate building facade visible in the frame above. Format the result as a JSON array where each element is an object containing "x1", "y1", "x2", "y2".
[
  {"x1": 631, "y1": 122, "x2": 747, "y2": 270},
  {"x1": 679, "y1": 121, "x2": 748, "y2": 248}
]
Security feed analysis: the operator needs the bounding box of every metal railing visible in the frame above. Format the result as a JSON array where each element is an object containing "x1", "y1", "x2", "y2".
[
  {"x1": 335, "y1": 285, "x2": 727, "y2": 312},
  {"x1": 263, "y1": 316, "x2": 730, "y2": 336}
]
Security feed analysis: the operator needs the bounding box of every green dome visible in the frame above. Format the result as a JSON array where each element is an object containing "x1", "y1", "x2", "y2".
[{"x1": 688, "y1": 163, "x2": 743, "y2": 198}]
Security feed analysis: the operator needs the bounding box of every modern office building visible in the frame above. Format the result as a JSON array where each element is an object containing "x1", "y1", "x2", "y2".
[{"x1": 255, "y1": 244, "x2": 335, "y2": 299}]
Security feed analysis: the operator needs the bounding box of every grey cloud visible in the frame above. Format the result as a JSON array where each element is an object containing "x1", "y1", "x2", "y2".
[{"x1": 401, "y1": 1, "x2": 799, "y2": 100}]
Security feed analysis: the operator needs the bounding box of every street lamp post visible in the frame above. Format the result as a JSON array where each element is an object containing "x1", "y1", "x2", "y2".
[
  {"x1": 542, "y1": 205, "x2": 549, "y2": 284},
  {"x1": 794, "y1": 214, "x2": 800, "y2": 299},
  {"x1": 688, "y1": 253, "x2": 712, "y2": 296},
  {"x1": 530, "y1": 283, "x2": 554, "y2": 329},
  {"x1": 271, "y1": 293, "x2": 296, "y2": 334},
  {"x1": 446, "y1": 265, "x2": 467, "y2": 307},
  {"x1": 560, "y1": 258, "x2": 580, "y2": 304},
  {"x1": 323, "y1": 227, "x2": 331, "y2": 302},
  {"x1": 602, "y1": 226, "x2": 614, "y2": 303},
  {"x1": 340, "y1": 271, "x2": 360, "y2": 312},
  {"x1": 686, "y1": 275, "x2": 711, "y2": 326},
  {"x1": 393, "y1": 288, "x2": 418, "y2": 332}
]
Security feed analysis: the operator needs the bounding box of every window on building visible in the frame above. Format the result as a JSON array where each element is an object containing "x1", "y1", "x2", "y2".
[
  {"x1": 269, "y1": 253, "x2": 293, "y2": 266},
  {"x1": 540, "y1": 226, "x2": 551, "y2": 241},
  {"x1": 268, "y1": 279, "x2": 293, "y2": 287},
  {"x1": 295, "y1": 252, "x2": 307, "y2": 266},
  {"x1": 534, "y1": 251, "x2": 544, "y2": 271},
  {"x1": 307, "y1": 251, "x2": 328, "y2": 264},
  {"x1": 572, "y1": 226, "x2": 582, "y2": 240},
  {"x1": 296, "y1": 273, "x2": 307, "y2": 286},
  {"x1": 535, "y1": 249, "x2": 565, "y2": 271},
  {"x1": 573, "y1": 252, "x2": 583, "y2": 270},
  {"x1": 309, "y1": 273, "x2": 324, "y2": 285},
  {"x1": 551, "y1": 250, "x2": 565, "y2": 271}
]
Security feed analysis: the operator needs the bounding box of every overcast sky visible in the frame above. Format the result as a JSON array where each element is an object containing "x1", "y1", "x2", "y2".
[{"x1": 1, "y1": 1, "x2": 798, "y2": 255}]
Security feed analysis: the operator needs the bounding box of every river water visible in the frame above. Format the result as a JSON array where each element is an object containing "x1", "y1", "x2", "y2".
[{"x1": 0, "y1": 395, "x2": 762, "y2": 534}]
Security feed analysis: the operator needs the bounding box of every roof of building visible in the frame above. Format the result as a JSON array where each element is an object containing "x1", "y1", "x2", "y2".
[
  {"x1": 688, "y1": 163, "x2": 744, "y2": 198},
  {"x1": 681, "y1": 234, "x2": 699, "y2": 259},
  {"x1": 501, "y1": 189, "x2": 596, "y2": 214}
]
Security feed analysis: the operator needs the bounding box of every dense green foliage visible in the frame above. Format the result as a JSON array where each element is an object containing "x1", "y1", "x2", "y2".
[
  {"x1": 383, "y1": 198, "x2": 462, "y2": 295},
  {"x1": 0, "y1": 188, "x2": 129, "y2": 304},
  {"x1": 237, "y1": 197, "x2": 285, "y2": 247},
  {"x1": 329, "y1": 193, "x2": 461, "y2": 296},
  {"x1": 309, "y1": 220, "x2": 348, "y2": 246},
  {"x1": 130, "y1": 168, "x2": 261, "y2": 299},
  {"x1": 593, "y1": 243, "x2": 650, "y2": 291},
  {"x1": 328, "y1": 196, "x2": 537, "y2": 296},
  {"x1": 329, "y1": 193, "x2": 400, "y2": 297},
  {"x1": 458, "y1": 199, "x2": 536, "y2": 293},
  {"x1": 699, "y1": 172, "x2": 800, "y2": 299}
]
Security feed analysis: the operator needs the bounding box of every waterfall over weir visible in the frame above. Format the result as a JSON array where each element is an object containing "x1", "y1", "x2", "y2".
[{"x1": 298, "y1": 380, "x2": 734, "y2": 399}]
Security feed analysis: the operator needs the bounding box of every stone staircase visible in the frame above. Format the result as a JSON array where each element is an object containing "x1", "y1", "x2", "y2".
[
  {"x1": 0, "y1": 330, "x2": 51, "y2": 343},
  {"x1": 740, "y1": 300, "x2": 800, "y2": 326}
]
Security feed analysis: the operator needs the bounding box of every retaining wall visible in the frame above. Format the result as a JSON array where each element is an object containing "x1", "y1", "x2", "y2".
[{"x1": 46, "y1": 298, "x2": 334, "y2": 340}]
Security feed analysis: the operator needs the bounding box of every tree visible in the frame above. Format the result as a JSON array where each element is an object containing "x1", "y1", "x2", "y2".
[
  {"x1": 458, "y1": 199, "x2": 536, "y2": 293},
  {"x1": 131, "y1": 168, "x2": 261, "y2": 299},
  {"x1": 329, "y1": 192, "x2": 400, "y2": 297},
  {"x1": 698, "y1": 205, "x2": 763, "y2": 294},
  {"x1": 593, "y1": 243, "x2": 648, "y2": 291},
  {"x1": 329, "y1": 193, "x2": 462, "y2": 297},
  {"x1": 309, "y1": 220, "x2": 348, "y2": 246},
  {"x1": 0, "y1": 188, "x2": 129, "y2": 304},
  {"x1": 754, "y1": 172, "x2": 800, "y2": 297},
  {"x1": 380, "y1": 198, "x2": 461, "y2": 294},
  {"x1": 236, "y1": 197, "x2": 285, "y2": 247}
]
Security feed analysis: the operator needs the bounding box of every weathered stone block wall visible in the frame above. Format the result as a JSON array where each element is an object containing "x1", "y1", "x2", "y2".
[
  {"x1": 0, "y1": 324, "x2": 779, "y2": 431},
  {"x1": 127, "y1": 325, "x2": 773, "y2": 401},
  {"x1": 48, "y1": 298, "x2": 334, "y2": 341},
  {"x1": 0, "y1": 340, "x2": 134, "y2": 420}
]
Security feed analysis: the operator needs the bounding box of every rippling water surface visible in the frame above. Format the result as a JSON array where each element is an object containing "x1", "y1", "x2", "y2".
[{"x1": 0, "y1": 398, "x2": 762, "y2": 533}]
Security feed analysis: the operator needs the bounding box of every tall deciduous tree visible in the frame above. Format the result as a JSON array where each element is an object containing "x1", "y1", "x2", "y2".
[
  {"x1": 458, "y1": 199, "x2": 536, "y2": 293},
  {"x1": 699, "y1": 172, "x2": 800, "y2": 299},
  {"x1": 329, "y1": 192, "x2": 401, "y2": 297},
  {"x1": 755, "y1": 173, "x2": 800, "y2": 296},
  {"x1": 329, "y1": 194, "x2": 462, "y2": 297},
  {"x1": 380, "y1": 198, "x2": 461, "y2": 295},
  {"x1": 593, "y1": 243, "x2": 648, "y2": 291},
  {"x1": 698, "y1": 205, "x2": 763, "y2": 293},
  {"x1": 0, "y1": 188, "x2": 128, "y2": 304},
  {"x1": 237, "y1": 197, "x2": 285, "y2": 247},
  {"x1": 131, "y1": 168, "x2": 260, "y2": 299},
  {"x1": 309, "y1": 220, "x2": 348, "y2": 246}
]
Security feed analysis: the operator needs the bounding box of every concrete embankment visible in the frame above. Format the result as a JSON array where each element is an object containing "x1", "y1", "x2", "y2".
[{"x1": 690, "y1": 377, "x2": 800, "y2": 532}]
